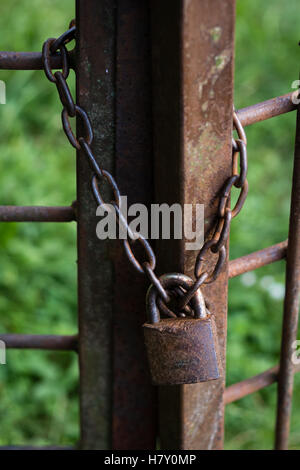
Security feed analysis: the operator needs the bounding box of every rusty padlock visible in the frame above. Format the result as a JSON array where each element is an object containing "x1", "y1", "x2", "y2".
[{"x1": 143, "y1": 273, "x2": 222, "y2": 385}]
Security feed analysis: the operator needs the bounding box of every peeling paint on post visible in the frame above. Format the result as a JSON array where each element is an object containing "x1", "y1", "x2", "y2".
[{"x1": 151, "y1": 0, "x2": 235, "y2": 449}]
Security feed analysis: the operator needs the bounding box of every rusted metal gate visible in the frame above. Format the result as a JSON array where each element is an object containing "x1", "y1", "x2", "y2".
[{"x1": 0, "y1": 0, "x2": 299, "y2": 450}]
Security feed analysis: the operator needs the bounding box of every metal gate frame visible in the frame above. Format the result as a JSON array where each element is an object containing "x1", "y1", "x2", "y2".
[{"x1": 0, "y1": 0, "x2": 299, "y2": 450}]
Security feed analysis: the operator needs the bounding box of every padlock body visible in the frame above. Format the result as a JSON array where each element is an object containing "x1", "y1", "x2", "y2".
[{"x1": 143, "y1": 315, "x2": 221, "y2": 385}]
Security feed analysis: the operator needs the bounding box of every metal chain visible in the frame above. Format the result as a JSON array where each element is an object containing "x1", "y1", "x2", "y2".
[
  {"x1": 42, "y1": 23, "x2": 248, "y2": 317},
  {"x1": 41, "y1": 23, "x2": 162, "y2": 297},
  {"x1": 178, "y1": 109, "x2": 248, "y2": 310}
]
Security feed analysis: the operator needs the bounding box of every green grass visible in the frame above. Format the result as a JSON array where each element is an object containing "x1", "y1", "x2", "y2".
[{"x1": 0, "y1": 0, "x2": 299, "y2": 449}]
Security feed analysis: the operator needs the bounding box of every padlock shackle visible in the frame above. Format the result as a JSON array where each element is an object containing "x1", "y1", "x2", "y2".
[{"x1": 146, "y1": 272, "x2": 207, "y2": 323}]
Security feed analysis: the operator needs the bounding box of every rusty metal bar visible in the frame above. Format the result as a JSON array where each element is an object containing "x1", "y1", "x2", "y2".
[
  {"x1": 0, "y1": 205, "x2": 76, "y2": 222},
  {"x1": 0, "y1": 50, "x2": 75, "y2": 70},
  {"x1": 151, "y1": 0, "x2": 235, "y2": 449},
  {"x1": 113, "y1": 0, "x2": 156, "y2": 450},
  {"x1": 225, "y1": 363, "x2": 300, "y2": 405},
  {"x1": 229, "y1": 240, "x2": 288, "y2": 279},
  {"x1": 76, "y1": 0, "x2": 156, "y2": 450},
  {"x1": 76, "y1": 0, "x2": 115, "y2": 450},
  {"x1": 0, "y1": 334, "x2": 78, "y2": 351},
  {"x1": 275, "y1": 102, "x2": 300, "y2": 450},
  {"x1": 237, "y1": 92, "x2": 296, "y2": 128}
]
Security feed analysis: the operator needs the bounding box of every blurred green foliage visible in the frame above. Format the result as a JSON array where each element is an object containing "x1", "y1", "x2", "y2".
[
  {"x1": 0, "y1": 0, "x2": 299, "y2": 450},
  {"x1": 0, "y1": 0, "x2": 78, "y2": 447},
  {"x1": 226, "y1": 0, "x2": 300, "y2": 450}
]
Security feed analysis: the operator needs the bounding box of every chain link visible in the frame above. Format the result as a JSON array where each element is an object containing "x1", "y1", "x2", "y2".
[
  {"x1": 42, "y1": 38, "x2": 70, "y2": 83},
  {"x1": 42, "y1": 24, "x2": 248, "y2": 318}
]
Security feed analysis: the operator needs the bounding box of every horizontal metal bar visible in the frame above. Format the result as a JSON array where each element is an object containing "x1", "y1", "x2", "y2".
[
  {"x1": 224, "y1": 362, "x2": 300, "y2": 405},
  {"x1": 0, "y1": 334, "x2": 78, "y2": 351},
  {"x1": 236, "y1": 92, "x2": 296, "y2": 127},
  {"x1": 0, "y1": 50, "x2": 75, "y2": 70},
  {"x1": 229, "y1": 240, "x2": 288, "y2": 279},
  {"x1": 0, "y1": 205, "x2": 76, "y2": 222}
]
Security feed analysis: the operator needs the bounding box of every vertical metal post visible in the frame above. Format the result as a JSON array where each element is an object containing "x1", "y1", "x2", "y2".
[
  {"x1": 76, "y1": 0, "x2": 115, "y2": 449},
  {"x1": 151, "y1": 0, "x2": 236, "y2": 449},
  {"x1": 113, "y1": 0, "x2": 156, "y2": 450},
  {"x1": 76, "y1": 0, "x2": 156, "y2": 449},
  {"x1": 275, "y1": 101, "x2": 300, "y2": 450}
]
